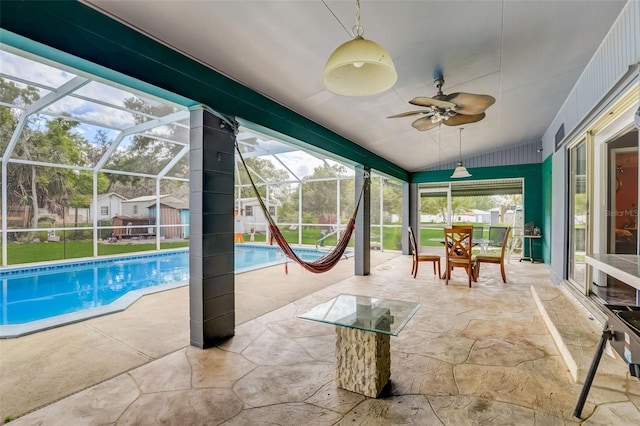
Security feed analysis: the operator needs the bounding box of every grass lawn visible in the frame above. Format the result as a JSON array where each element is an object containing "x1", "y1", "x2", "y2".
[
  {"x1": 242, "y1": 227, "x2": 404, "y2": 251},
  {"x1": 3, "y1": 223, "x2": 511, "y2": 265},
  {"x1": 6, "y1": 240, "x2": 189, "y2": 265},
  {"x1": 4, "y1": 224, "x2": 503, "y2": 265}
]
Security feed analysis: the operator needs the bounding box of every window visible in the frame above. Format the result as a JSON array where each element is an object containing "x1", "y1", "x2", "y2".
[
  {"x1": 245, "y1": 206, "x2": 253, "y2": 216},
  {"x1": 268, "y1": 206, "x2": 275, "y2": 216},
  {"x1": 100, "y1": 206, "x2": 109, "y2": 216},
  {"x1": 133, "y1": 205, "x2": 138, "y2": 215}
]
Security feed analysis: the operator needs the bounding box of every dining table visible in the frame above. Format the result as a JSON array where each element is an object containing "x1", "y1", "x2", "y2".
[
  {"x1": 428, "y1": 237, "x2": 492, "y2": 254},
  {"x1": 426, "y1": 236, "x2": 491, "y2": 280}
]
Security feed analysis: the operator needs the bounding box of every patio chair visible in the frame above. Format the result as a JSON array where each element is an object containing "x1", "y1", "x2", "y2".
[
  {"x1": 471, "y1": 226, "x2": 485, "y2": 253},
  {"x1": 474, "y1": 226, "x2": 511, "y2": 283},
  {"x1": 408, "y1": 226, "x2": 441, "y2": 278},
  {"x1": 472, "y1": 226, "x2": 484, "y2": 241},
  {"x1": 444, "y1": 227, "x2": 476, "y2": 287}
]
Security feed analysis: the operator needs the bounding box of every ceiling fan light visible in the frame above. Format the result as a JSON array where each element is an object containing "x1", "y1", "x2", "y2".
[
  {"x1": 322, "y1": 37, "x2": 397, "y2": 96},
  {"x1": 451, "y1": 161, "x2": 472, "y2": 178}
]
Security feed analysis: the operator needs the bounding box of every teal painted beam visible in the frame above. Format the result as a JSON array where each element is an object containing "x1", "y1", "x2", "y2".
[
  {"x1": 541, "y1": 156, "x2": 552, "y2": 264},
  {"x1": 0, "y1": 1, "x2": 408, "y2": 181}
]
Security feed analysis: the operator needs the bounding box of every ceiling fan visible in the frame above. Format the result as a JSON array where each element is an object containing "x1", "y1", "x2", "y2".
[{"x1": 388, "y1": 77, "x2": 495, "y2": 131}]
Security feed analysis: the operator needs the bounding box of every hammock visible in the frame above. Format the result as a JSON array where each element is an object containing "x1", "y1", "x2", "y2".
[{"x1": 235, "y1": 144, "x2": 367, "y2": 274}]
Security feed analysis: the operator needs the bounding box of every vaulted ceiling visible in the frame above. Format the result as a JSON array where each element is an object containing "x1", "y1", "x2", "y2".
[{"x1": 84, "y1": 0, "x2": 626, "y2": 172}]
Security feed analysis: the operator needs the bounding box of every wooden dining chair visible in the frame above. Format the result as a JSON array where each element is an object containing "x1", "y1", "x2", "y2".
[
  {"x1": 475, "y1": 226, "x2": 511, "y2": 283},
  {"x1": 408, "y1": 226, "x2": 441, "y2": 278},
  {"x1": 444, "y1": 227, "x2": 476, "y2": 287}
]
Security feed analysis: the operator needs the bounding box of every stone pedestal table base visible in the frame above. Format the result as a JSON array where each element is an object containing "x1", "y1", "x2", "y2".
[{"x1": 334, "y1": 326, "x2": 391, "y2": 398}]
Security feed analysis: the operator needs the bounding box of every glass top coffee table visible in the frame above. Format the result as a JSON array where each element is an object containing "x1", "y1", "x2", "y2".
[{"x1": 298, "y1": 294, "x2": 421, "y2": 397}]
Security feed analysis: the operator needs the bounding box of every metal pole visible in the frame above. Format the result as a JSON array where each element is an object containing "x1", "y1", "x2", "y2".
[
  {"x1": 63, "y1": 205, "x2": 66, "y2": 259},
  {"x1": 573, "y1": 322, "x2": 613, "y2": 419}
]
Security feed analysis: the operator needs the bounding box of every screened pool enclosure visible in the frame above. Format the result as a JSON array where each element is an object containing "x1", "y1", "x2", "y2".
[{"x1": 0, "y1": 45, "x2": 404, "y2": 267}]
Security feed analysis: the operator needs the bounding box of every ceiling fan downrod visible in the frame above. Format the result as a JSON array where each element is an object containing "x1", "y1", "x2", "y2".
[{"x1": 433, "y1": 77, "x2": 446, "y2": 99}]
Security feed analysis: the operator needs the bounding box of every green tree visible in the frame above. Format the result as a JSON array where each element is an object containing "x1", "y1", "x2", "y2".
[
  {"x1": 382, "y1": 179, "x2": 403, "y2": 224},
  {"x1": 102, "y1": 97, "x2": 187, "y2": 197},
  {"x1": 0, "y1": 78, "x2": 39, "y2": 107},
  {"x1": 235, "y1": 156, "x2": 290, "y2": 199},
  {"x1": 0, "y1": 78, "x2": 41, "y2": 225},
  {"x1": 1, "y1": 76, "x2": 106, "y2": 235},
  {"x1": 298, "y1": 163, "x2": 354, "y2": 224},
  {"x1": 421, "y1": 195, "x2": 448, "y2": 224},
  {"x1": 3, "y1": 117, "x2": 99, "y2": 233}
]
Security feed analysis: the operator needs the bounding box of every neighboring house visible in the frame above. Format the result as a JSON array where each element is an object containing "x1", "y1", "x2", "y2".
[
  {"x1": 121, "y1": 195, "x2": 169, "y2": 217},
  {"x1": 235, "y1": 197, "x2": 277, "y2": 233},
  {"x1": 147, "y1": 196, "x2": 189, "y2": 239},
  {"x1": 95, "y1": 193, "x2": 127, "y2": 221},
  {"x1": 488, "y1": 207, "x2": 501, "y2": 225},
  {"x1": 60, "y1": 192, "x2": 127, "y2": 223},
  {"x1": 420, "y1": 214, "x2": 444, "y2": 223},
  {"x1": 453, "y1": 211, "x2": 475, "y2": 223},
  {"x1": 471, "y1": 209, "x2": 491, "y2": 224}
]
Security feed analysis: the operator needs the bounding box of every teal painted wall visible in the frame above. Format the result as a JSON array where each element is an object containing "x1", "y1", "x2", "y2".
[
  {"x1": 541, "y1": 156, "x2": 552, "y2": 264},
  {"x1": 0, "y1": 1, "x2": 408, "y2": 181},
  {"x1": 411, "y1": 163, "x2": 544, "y2": 261}
]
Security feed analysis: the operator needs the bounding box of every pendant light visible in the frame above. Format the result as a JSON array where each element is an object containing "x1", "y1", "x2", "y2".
[
  {"x1": 322, "y1": 0, "x2": 397, "y2": 96},
  {"x1": 451, "y1": 128, "x2": 472, "y2": 178}
]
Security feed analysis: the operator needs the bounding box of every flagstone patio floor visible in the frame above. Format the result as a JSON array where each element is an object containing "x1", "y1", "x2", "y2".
[{"x1": 2, "y1": 251, "x2": 639, "y2": 425}]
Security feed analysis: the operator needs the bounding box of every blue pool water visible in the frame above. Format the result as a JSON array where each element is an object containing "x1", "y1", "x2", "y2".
[
  {"x1": 0, "y1": 245, "x2": 346, "y2": 337},
  {"x1": 234, "y1": 244, "x2": 339, "y2": 272}
]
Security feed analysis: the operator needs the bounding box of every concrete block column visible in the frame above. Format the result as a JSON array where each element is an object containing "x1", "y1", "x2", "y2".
[{"x1": 189, "y1": 107, "x2": 235, "y2": 348}]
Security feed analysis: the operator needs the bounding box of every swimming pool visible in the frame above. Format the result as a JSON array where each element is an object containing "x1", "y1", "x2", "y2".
[
  {"x1": 234, "y1": 244, "x2": 349, "y2": 273},
  {"x1": 0, "y1": 244, "x2": 349, "y2": 337}
]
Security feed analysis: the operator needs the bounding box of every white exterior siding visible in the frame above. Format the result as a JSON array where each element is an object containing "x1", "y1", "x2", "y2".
[
  {"x1": 235, "y1": 197, "x2": 277, "y2": 233},
  {"x1": 121, "y1": 202, "x2": 149, "y2": 217},
  {"x1": 543, "y1": 1, "x2": 640, "y2": 152},
  {"x1": 426, "y1": 141, "x2": 542, "y2": 170},
  {"x1": 544, "y1": 1, "x2": 640, "y2": 285},
  {"x1": 95, "y1": 194, "x2": 125, "y2": 221},
  {"x1": 121, "y1": 195, "x2": 166, "y2": 218}
]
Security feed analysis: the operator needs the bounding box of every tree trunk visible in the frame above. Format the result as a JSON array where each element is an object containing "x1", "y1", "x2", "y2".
[
  {"x1": 74, "y1": 207, "x2": 79, "y2": 239},
  {"x1": 30, "y1": 165, "x2": 39, "y2": 239}
]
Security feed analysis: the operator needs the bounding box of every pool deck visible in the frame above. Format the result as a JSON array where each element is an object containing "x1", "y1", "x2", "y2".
[{"x1": 2, "y1": 249, "x2": 640, "y2": 424}]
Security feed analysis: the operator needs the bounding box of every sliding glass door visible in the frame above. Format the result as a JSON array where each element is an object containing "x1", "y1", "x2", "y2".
[
  {"x1": 567, "y1": 139, "x2": 588, "y2": 287},
  {"x1": 417, "y1": 179, "x2": 524, "y2": 253},
  {"x1": 418, "y1": 185, "x2": 451, "y2": 247}
]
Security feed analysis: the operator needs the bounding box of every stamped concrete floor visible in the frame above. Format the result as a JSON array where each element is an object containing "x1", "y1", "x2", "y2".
[{"x1": 3, "y1": 252, "x2": 640, "y2": 425}]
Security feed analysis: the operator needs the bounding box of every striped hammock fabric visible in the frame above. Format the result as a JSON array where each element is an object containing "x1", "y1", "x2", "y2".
[{"x1": 235, "y1": 144, "x2": 366, "y2": 273}]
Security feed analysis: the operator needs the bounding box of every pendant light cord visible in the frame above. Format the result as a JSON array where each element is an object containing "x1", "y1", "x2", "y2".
[
  {"x1": 352, "y1": 0, "x2": 364, "y2": 37},
  {"x1": 458, "y1": 128, "x2": 464, "y2": 161}
]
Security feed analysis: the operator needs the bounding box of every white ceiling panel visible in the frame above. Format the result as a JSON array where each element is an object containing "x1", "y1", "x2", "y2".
[{"x1": 84, "y1": 0, "x2": 627, "y2": 172}]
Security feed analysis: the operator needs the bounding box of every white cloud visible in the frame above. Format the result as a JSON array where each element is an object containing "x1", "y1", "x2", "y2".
[
  {"x1": 1, "y1": 49, "x2": 183, "y2": 132},
  {"x1": 0, "y1": 50, "x2": 74, "y2": 88}
]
